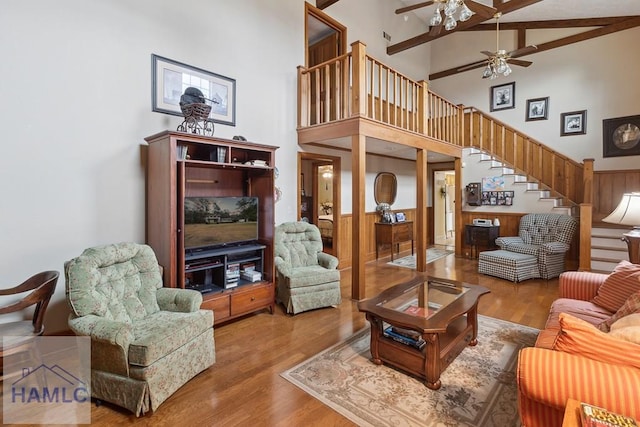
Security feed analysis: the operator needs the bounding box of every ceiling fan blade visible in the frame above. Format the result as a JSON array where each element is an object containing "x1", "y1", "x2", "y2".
[
  {"x1": 456, "y1": 59, "x2": 489, "y2": 72},
  {"x1": 507, "y1": 59, "x2": 533, "y2": 68},
  {"x1": 395, "y1": 1, "x2": 435, "y2": 14},
  {"x1": 466, "y1": 0, "x2": 497, "y2": 19},
  {"x1": 429, "y1": 24, "x2": 443, "y2": 37},
  {"x1": 508, "y1": 45, "x2": 538, "y2": 58},
  {"x1": 480, "y1": 50, "x2": 494, "y2": 57}
]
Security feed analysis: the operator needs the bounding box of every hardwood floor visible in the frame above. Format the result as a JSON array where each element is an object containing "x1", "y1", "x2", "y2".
[{"x1": 17, "y1": 249, "x2": 559, "y2": 426}]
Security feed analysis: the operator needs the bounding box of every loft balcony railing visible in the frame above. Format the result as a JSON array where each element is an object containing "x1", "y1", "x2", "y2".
[
  {"x1": 297, "y1": 41, "x2": 462, "y2": 146},
  {"x1": 297, "y1": 40, "x2": 596, "y2": 270}
]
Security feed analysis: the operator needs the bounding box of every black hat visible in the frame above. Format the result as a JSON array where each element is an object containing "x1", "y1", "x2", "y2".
[{"x1": 180, "y1": 87, "x2": 205, "y2": 105}]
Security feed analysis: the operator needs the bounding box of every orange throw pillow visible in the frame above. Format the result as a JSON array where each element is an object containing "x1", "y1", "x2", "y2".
[
  {"x1": 591, "y1": 261, "x2": 640, "y2": 313},
  {"x1": 552, "y1": 313, "x2": 640, "y2": 370},
  {"x1": 598, "y1": 290, "x2": 640, "y2": 332}
]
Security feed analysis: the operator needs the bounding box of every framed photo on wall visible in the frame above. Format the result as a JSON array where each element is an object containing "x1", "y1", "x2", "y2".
[
  {"x1": 526, "y1": 97, "x2": 549, "y2": 121},
  {"x1": 490, "y1": 82, "x2": 515, "y2": 112},
  {"x1": 560, "y1": 110, "x2": 586, "y2": 136},
  {"x1": 152, "y1": 54, "x2": 236, "y2": 126},
  {"x1": 603, "y1": 115, "x2": 640, "y2": 158}
]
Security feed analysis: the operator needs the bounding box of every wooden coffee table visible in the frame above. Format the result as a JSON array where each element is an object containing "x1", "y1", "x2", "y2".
[{"x1": 357, "y1": 276, "x2": 490, "y2": 390}]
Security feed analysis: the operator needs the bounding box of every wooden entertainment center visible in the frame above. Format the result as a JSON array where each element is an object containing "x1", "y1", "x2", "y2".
[{"x1": 145, "y1": 130, "x2": 278, "y2": 323}]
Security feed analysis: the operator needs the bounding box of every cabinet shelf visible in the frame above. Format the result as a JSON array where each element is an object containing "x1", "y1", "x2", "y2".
[{"x1": 184, "y1": 159, "x2": 273, "y2": 172}]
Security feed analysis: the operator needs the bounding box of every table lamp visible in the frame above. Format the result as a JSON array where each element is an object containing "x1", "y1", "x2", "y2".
[{"x1": 602, "y1": 192, "x2": 640, "y2": 264}]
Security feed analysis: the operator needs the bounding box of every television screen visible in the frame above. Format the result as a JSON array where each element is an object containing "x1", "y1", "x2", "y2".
[{"x1": 184, "y1": 196, "x2": 259, "y2": 250}]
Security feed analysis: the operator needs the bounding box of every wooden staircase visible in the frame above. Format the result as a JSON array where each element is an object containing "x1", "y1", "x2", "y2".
[
  {"x1": 590, "y1": 225, "x2": 629, "y2": 273},
  {"x1": 467, "y1": 148, "x2": 577, "y2": 216}
]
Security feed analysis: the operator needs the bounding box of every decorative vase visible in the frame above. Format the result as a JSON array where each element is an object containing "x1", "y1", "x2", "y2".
[{"x1": 494, "y1": 218, "x2": 501, "y2": 226}]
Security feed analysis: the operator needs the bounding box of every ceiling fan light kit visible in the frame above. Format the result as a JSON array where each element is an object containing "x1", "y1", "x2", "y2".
[
  {"x1": 482, "y1": 55, "x2": 512, "y2": 80},
  {"x1": 480, "y1": 12, "x2": 535, "y2": 80},
  {"x1": 430, "y1": 0, "x2": 474, "y2": 31}
]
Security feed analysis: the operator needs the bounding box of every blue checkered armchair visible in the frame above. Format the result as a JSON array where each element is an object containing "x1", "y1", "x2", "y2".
[{"x1": 495, "y1": 213, "x2": 577, "y2": 280}]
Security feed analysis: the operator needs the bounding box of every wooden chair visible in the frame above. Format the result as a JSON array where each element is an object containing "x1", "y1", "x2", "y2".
[{"x1": 0, "y1": 270, "x2": 59, "y2": 376}]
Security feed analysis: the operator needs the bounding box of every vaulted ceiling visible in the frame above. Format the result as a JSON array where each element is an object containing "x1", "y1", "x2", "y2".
[{"x1": 316, "y1": 0, "x2": 640, "y2": 79}]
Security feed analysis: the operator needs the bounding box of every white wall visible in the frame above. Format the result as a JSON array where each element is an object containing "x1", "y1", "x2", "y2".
[
  {"x1": 0, "y1": 0, "x2": 303, "y2": 332},
  {"x1": 429, "y1": 27, "x2": 640, "y2": 170}
]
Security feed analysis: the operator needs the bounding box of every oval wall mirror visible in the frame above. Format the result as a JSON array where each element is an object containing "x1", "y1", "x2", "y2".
[{"x1": 374, "y1": 172, "x2": 397, "y2": 205}]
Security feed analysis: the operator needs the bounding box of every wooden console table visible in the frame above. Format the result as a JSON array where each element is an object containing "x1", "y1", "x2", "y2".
[
  {"x1": 464, "y1": 224, "x2": 500, "y2": 259},
  {"x1": 375, "y1": 221, "x2": 414, "y2": 261}
]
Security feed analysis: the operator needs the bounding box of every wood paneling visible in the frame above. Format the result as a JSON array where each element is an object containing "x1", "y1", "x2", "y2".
[
  {"x1": 333, "y1": 208, "x2": 432, "y2": 269},
  {"x1": 592, "y1": 170, "x2": 640, "y2": 221}
]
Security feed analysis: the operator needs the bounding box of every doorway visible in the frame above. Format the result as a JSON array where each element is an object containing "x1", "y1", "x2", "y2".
[
  {"x1": 434, "y1": 170, "x2": 456, "y2": 248},
  {"x1": 305, "y1": 2, "x2": 346, "y2": 68},
  {"x1": 299, "y1": 153, "x2": 340, "y2": 257}
]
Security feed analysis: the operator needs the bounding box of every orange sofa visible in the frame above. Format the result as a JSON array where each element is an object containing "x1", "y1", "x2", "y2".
[{"x1": 517, "y1": 262, "x2": 640, "y2": 427}]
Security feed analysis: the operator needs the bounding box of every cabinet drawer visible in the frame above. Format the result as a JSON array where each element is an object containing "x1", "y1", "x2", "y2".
[
  {"x1": 201, "y1": 294, "x2": 231, "y2": 322},
  {"x1": 394, "y1": 224, "x2": 412, "y2": 240},
  {"x1": 230, "y1": 285, "x2": 273, "y2": 316}
]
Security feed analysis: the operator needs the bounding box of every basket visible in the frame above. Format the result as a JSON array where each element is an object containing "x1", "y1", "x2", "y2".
[{"x1": 180, "y1": 103, "x2": 212, "y2": 120}]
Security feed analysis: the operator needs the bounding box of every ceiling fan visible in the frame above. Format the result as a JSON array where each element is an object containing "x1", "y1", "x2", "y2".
[
  {"x1": 457, "y1": 12, "x2": 538, "y2": 79},
  {"x1": 395, "y1": 0, "x2": 496, "y2": 36}
]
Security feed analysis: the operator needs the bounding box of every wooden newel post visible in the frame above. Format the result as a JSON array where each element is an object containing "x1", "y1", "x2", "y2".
[
  {"x1": 350, "y1": 41, "x2": 367, "y2": 117},
  {"x1": 297, "y1": 65, "x2": 308, "y2": 128},
  {"x1": 579, "y1": 203, "x2": 593, "y2": 271},
  {"x1": 582, "y1": 158, "x2": 594, "y2": 204}
]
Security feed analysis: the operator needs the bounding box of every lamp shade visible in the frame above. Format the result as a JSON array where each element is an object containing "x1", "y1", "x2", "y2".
[{"x1": 602, "y1": 192, "x2": 640, "y2": 227}]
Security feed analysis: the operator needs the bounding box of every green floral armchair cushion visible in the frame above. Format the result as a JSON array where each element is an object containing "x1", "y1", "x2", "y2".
[
  {"x1": 65, "y1": 242, "x2": 162, "y2": 324},
  {"x1": 275, "y1": 222, "x2": 324, "y2": 268}
]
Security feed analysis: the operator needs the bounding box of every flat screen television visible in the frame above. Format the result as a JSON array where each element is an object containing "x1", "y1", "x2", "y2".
[{"x1": 184, "y1": 196, "x2": 259, "y2": 251}]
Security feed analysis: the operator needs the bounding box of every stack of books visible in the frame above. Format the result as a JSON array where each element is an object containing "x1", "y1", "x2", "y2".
[
  {"x1": 240, "y1": 262, "x2": 261, "y2": 282},
  {"x1": 383, "y1": 326, "x2": 426, "y2": 350},
  {"x1": 580, "y1": 402, "x2": 638, "y2": 427},
  {"x1": 225, "y1": 263, "x2": 240, "y2": 288}
]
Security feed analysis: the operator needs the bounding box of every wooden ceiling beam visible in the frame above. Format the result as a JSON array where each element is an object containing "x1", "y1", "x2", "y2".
[
  {"x1": 387, "y1": 0, "x2": 543, "y2": 55},
  {"x1": 517, "y1": 28, "x2": 526, "y2": 49},
  {"x1": 316, "y1": 0, "x2": 340, "y2": 10},
  {"x1": 428, "y1": 16, "x2": 640, "y2": 80},
  {"x1": 527, "y1": 16, "x2": 640, "y2": 53},
  {"x1": 465, "y1": 17, "x2": 635, "y2": 31}
]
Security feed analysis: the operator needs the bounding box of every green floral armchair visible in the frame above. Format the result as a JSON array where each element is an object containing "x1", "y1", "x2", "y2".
[
  {"x1": 274, "y1": 222, "x2": 341, "y2": 314},
  {"x1": 64, "y1": 242, "x2": 215, "y2": 416}
]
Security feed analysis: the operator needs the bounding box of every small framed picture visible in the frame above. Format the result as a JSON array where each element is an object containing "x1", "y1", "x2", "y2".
[
  {"x1": 560, "y1": 110, "x2": 587, "y2": 136},
  {"x1": 526, "y1": 97, "x2": 549, "y2": 121},
  {"x1": 490, "y1": 82, "x2": 515, "y2": 112},
  {"x1": 395, "y1": 212, "x2": 406, "y2": 222},
  {"x1": 603, "y1": 115, "x2": 640, "y2": 158}
]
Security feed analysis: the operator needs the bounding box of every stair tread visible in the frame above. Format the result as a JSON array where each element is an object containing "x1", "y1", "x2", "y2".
[
  {"x1": 591, "y1": 257, "x2": 620, "y2": 264},
  {"x1": 592, "y1": 233, "x2": 624, "y2": 239},
  {"x1": 592, "y1": 245, "x2": 627, "y2": 251}
]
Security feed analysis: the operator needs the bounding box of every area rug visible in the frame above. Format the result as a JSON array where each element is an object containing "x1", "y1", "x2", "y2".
[
  {"x1": 388, "y1": 247, "x2": 454, "y2": 269},
  {"x1": 281, "y1": 315, "x2": 538, "y2": 427}
]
